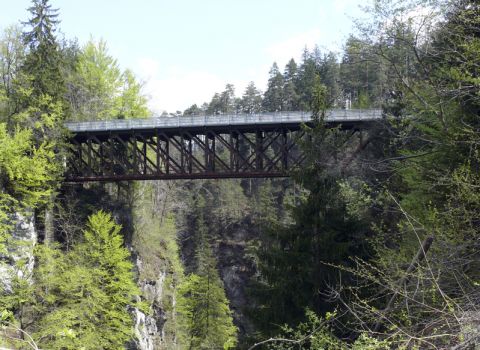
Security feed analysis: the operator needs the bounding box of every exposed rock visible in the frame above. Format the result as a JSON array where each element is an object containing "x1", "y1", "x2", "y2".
[
  {"x1": 131, "y1": 258, "x2": 175, "y2": 350},
  {"x1": 132, "y1": 307, "x2": 156, "y2": 350},
  {"x1": 217, "y1": 225, "x2": 257, "y2": 337},
  {"x1": 0, "y1": 211, "x2": 37, "y2": 292}
]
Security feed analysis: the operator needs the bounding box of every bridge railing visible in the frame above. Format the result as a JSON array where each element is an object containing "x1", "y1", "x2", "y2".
[{"x1": 66, "y1": 109, "x2": 382, "y2": 133}]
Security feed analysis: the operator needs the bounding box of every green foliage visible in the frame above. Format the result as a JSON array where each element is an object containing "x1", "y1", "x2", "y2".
[
  {"x1": 337, "y1": 180, "x2": 374, "y2": 222},
  {"x1": 0, "y1": 5, "x2": 67, "y2": 339},
  {"x1": 118, "y1": 69, "x2": 149, "y2": 119},
  {"x1": 207, "y1": 84, "x2": 237, "y2": 115},
  {"x1": 0, "y1": 25, "x2": 25, "y2": 118},
  {"x1": 295, "y1": 49, "x2": 319, "y2": 111},
  {"x1": 283, "y1": 58, "x2": 300, "y2": 110},
  {"x1": 177, "y1": 273, "x2": 237, "y2": 350},
  {"x1": 1, "y1": 31, "x2": 149, "y2": 330},
  {"x1": 0, "y1": 121, "x2": 59, "y2": 255},
  {"x1": 263, "y1": 63, "x2": 284, "y2": 112},
  {"x1": 68, "y1": 38, "x2": 149, "y2": 120},
  {"x1": 266, "y1": 310, "x2": 343, "y2": 350},
  {"x1": 176, "y1": 191, "x2": 238, "y2": 349},
  {"x1": 183, "y1": 103, "x2": 203, "y2": 115},
  {"x1": 240, "y1": 81, "x2": 263, "y2": 114},
  {"x1": 0, "y1": 123, "x2": 58, "y2": 207},
  {"x1": 321, "y1": 1, "x2": 480, "y2": 348},
  {"x1": 133, "y1": 198, "x2": 183, "y2": 280},
  {"x1": 254, "y1": 180, "x2": 278, "y2": 226},
  {"x1": 353, "y1": 91, "x2": 371, "y2": 109},
  {"x1": 251, "y1": 78, "x2": 373, "y2": 335},
  {"x1": 340, "y1": 35, "x2": 385, "y2": 108},
  {"x1": 28, "y1": 210, "x2": 140, "y2": 349},
  {"x1": 211, "y1": 179, "x2": 250, "y2": 227},
  {"x1": 131, "y1": 182, "x2": 185, "y2": 348},
  {"x1": 21, "y1": 0, "x2": 65, "y2": 103},
  {"x1": 262, "y1": 309, "x2": 392, "y2": 349}
]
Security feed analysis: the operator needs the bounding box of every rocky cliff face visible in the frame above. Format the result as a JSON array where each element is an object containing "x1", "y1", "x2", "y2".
[
  {"x1": 0, "y1": 212, "x2": 37, "y2": 291},
  {"x1": 216, "y1": 223, "x2": 258, "y2": 337},
  {"x1": 77, "y1": 179, "x2": 269, "y2": 348},
  {"x1": 131, "y1": 261, "x2": 170, "y2": 350},
  {"x1": 128, "y1": 182, "x2": 183, "y2": 350}
]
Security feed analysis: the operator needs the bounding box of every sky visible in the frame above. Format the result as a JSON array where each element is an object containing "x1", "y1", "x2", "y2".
[{"x1": 0, "y1": 0, "x2": 367, "y2": 114}]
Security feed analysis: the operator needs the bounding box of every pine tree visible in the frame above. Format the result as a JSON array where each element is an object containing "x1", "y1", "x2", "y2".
[
  {"x1": 296, "y1": 49, "x2": 318, "y2": 110},
  {"x1": 312, "y1": 45, "x2": 323, "y2": 69},
  {"x1": 251, "y1": 78, "x2": 371, "y2": 332},
  {"x1": 8, "y1": 0, "x2": 68, "y2": 147},
  {"x1": 29, "y1": 211, "x2": 140, "y2": 349},
  {"x1": 319, "y1": 52, "x2": 340, "y2": 107},
  {"x1": 206, "y1": 92, "x2": 222, "y2": 115},
  {"x1": 206, "y1": 84, "x2": 237, "y2": 115},
  {"x1": 240, "y1": 81, "x2": 262, "y2": 114},
  {"x1": 177, "y1": 272, "x2": 237, "y2": 350},
  {"x1": 183, "y1": 103, "x2": 203, "y2": 116},
  {"x1": 340, "y1": 35, "x2": 386, "y2": 108},
  {"x1": 21, "y1": 0, "x2": 65, "y2": 104},
  {"x1": 283, "y1": 59, "x2": 299, "y2": 111},
  {"x1": 177, "y1": 196, "x2": 237, "y2": 349},
  {"x1": 219, "y1": 84, "x2": 236, "y2": 114},
  {"x1": 262, "y1": 63, "x2": 284, "y2": 112}
]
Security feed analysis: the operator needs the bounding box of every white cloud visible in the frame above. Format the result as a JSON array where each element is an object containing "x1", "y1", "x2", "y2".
[
  {"x1": 136, "y1": 24, "x2": 356, "y2": 114},
  {"x1": 135, "y1": 56, "x2": 271, "y2": 114},
  {"x1": 141, "y1": 66, "x2": 225, "y2": 114},
  {"x1": 136, "y1": 57, "x2": 160, "y2": 79},
  {"x1": 134, "y1": 27, "x2": 350, "y2": 114}
]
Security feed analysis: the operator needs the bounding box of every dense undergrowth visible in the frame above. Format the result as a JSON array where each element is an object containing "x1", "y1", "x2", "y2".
[{"x1": 0, "y1": 0, "x2": 479, "y2": 349}]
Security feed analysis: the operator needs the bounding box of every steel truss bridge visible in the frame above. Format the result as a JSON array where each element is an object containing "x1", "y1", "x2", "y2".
[{"x1": 65, "y1": 109, "x2": 382, "y2": 182}]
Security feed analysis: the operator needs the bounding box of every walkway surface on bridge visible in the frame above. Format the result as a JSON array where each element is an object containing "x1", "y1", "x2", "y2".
[{"x1": 66, "y1": 109, "x2": 383, "y2": 133}]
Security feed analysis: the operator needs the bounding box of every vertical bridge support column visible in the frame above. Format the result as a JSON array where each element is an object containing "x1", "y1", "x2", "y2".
[
  {"x1": 282, "y1": 129, "x2": 288, "y2": 171},
  {"x1": 255, "y1": 129, "x2": 264, "y2": 171}
]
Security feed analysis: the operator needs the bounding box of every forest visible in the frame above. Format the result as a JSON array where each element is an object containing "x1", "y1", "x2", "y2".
[{"x1": 0, "y1": 0, "x2": 479, "y2": 349}]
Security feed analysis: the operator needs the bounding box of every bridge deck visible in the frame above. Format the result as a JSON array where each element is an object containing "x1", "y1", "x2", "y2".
[{"x1": 66, "y1": 109, "x2": 382, "y2": 134}]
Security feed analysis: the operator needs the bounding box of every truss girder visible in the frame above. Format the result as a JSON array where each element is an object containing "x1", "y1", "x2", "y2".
[{"x1": 66, "y1": 125, "x2": 307, "y2": 182}]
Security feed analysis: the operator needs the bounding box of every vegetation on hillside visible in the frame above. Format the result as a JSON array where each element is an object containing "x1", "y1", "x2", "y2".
[{"x1": 0, "y1": 0, "x2": 478, "y2": 349}]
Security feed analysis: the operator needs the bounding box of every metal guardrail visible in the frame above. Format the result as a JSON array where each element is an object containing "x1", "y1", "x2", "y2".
[{"x1": 65, "y1": 109, "x2": 383, "y2": 133}]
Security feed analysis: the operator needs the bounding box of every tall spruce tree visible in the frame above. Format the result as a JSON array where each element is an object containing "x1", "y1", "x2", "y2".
[
  {"x1": 240, "y1": 81, "x2": 262, "y2": 114},
  {"x1": 296, "y1": 49, "x2": 318, "y2": 110},
  {"x1": 340, "y1": 36, "x2": 380, "y2": 108},
  {"x1": 283, "y1": 58, "x2": 299, "y2": 111},
  {"x1": 177, "y1": 195, "x2": 237, "y2": 349},
  {"x1": 183, "y1": 103, "x2": 203, "y2": 116},
  {"x1": 320, "y1": 52, "x2": 340, "y2": 107},
  {"x1": 29, "y1": 211, "x2": 140, "y2": 349},
  {"x1": 262, "y1": 63, "x2": 284, "y2": 112},
  {"x1": 219, "y1": 84, "x2": 236, "y2": 114},
  {"x1": 21, "y1": 0, "x2": 65, "y2": 104},
  {"x1": 251, "y1": 77, "x2": 371, "y2": 333},
  {"x1": 206, "y1": 92, "x2": 222, "y2": 115},
  {"x1": 206, "y1": 84, "x2": 237, "y2": 115}
]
